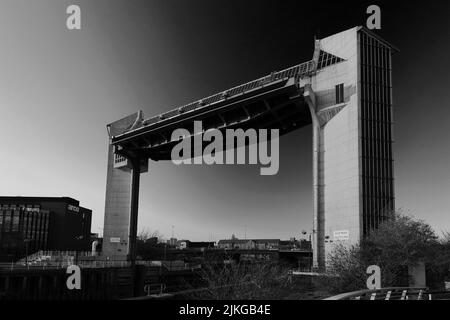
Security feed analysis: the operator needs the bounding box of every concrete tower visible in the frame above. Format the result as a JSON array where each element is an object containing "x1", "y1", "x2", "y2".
[
  {"x1": 102, "y1": 111, "x2": 148, "y2": 259},
  {"x1": 306, "y1": 27, "x2": 396, "y2": 269}
]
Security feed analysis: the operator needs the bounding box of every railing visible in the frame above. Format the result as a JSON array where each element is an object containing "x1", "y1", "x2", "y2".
[
  {"x1": 324, "y1": 287, "x2": 436, "y2": 300},
  {"x1": 161, "y1": 261, "x2": 202, "y2": 271},
  {"x1": 0, "y1": 260, "x2": 133, "y2": 271},
  {"x1": 126, "y1": 281, "x2": 260, "y2": 300},
  {"x1": 143, "y1": 283, "x2": 166, "y2": 296},
  {"x1": 0, "y1": 259, "x2": 202, "y2": 271},
  {"x1": 124, "y1": 60, "x2": 315, "y2": 131},
  {"x1": 16, "y1": 250, "x2": 93, "y2": 265}
]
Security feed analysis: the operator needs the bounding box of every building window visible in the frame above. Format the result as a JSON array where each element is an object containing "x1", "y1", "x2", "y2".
[
  {"x1": 4, "y1": 211, "x2": 12, "y2": 231},
  {"x1": 335, "y1": 83, "x2": 344, "y2": 104},
  {"x1": 12, "y1": 211, "x2": 20, "y2": 232}
]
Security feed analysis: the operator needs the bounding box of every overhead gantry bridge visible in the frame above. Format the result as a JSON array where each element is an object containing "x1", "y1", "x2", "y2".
[
  {"x1": 110, "y1": 60, "x2": 318, "y2": 162},
  {"x1": 103, "y1": 27, "x2": 397, "y2": 272},
  {"x1": 105, "y1": 56, "x2": 327, "y2": 264},
  {"x1": 104, "y1": 35, "x2": 347, "y2": 265}
]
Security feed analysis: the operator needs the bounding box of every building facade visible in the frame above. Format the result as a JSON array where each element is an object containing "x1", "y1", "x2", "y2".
[
  {"x1": 177, "y1": 241, "x2": 215, "y2": 250},
  {"x1": 0, "y1": 197, "x2": 92, "y2": 260},
  {"x1": 0, "y1": 207, "x2": 51, "y2": 260},
  {"x1": 217, "y1": 239, "x2": 281, "y2": 250},
  {"x1": 217, "y1": 239, "x2": 255, "y2": 250}
]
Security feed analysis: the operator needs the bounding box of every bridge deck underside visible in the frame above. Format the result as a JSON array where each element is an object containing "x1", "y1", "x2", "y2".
[{"x1": 113, "y1": 79, "x2": 312, "y2": 161}]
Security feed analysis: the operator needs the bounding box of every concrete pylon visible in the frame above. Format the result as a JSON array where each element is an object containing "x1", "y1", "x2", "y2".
[
  {"x1": 303, "y1": 84, "x2": 325, "y2": 271},
  {"x1": 302, "y1": 27, "x2": 396, "y2": 270},
  {"x1": 102, "y1": 112, "x2": 148, "y2": 260}
]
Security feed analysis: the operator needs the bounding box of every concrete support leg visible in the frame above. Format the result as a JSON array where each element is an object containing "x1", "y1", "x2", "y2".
[
  {"x1": 102, "y1": 144, "x2": 133, "y2": 258},
  {"x1": 303, "y1": 84, "x2": 325, "y2": 271},
  {"x1": 311, "y1": 123, "x2": 325, "y2": 271},
  {"x1": 128, "y1": 157, "x2": 141, "y2": 266}
]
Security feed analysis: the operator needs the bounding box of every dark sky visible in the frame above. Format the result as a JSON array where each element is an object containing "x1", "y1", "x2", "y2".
[{"x1": 1, "y1": 0, "x2": 449, "y2": 241}]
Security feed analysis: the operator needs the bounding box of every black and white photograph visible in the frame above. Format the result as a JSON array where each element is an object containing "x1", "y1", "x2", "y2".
[{"x1": 0, "y1": 0, "x2": 449, "y2": 314}]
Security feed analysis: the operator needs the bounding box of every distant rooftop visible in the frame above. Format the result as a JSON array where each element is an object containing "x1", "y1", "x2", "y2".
[{"x1": 218, "y1": 239, "x2": 281, "y2": 244}]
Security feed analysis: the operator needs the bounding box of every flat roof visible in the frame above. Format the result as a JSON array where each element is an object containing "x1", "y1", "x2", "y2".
[
  {"x1": 0, "y1": 197, "x2": 93, "y2": 213},
  {"x1": 0, "y1": 196, "x2": 78, "y2": 203}
]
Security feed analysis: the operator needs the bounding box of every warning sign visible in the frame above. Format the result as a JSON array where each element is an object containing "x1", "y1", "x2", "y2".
[{"x1": 333, "y1": 230, "x2": 349, "y2": 241}]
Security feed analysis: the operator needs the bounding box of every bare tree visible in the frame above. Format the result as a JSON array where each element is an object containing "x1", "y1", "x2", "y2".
[
  {"x1": 186, "y1": 260, "x2": 293, "y2": 300},
  {"x1": 137, "y1": 227, "x2": 164, "y2": 242},
  {"x1": 326, "y1": 243, "x2": 366, "y2": 293}
]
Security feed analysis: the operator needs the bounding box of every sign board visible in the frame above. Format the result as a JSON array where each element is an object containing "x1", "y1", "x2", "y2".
[
  {"x1": 67, "y1": 204, "x2": 80, "y2": 213},
  {"x1": 333, "y1": 230, "x2": 349, "y2": 241},
  {"x1": 110, "y1": 237, "x2": 121, "y2": 243}
]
